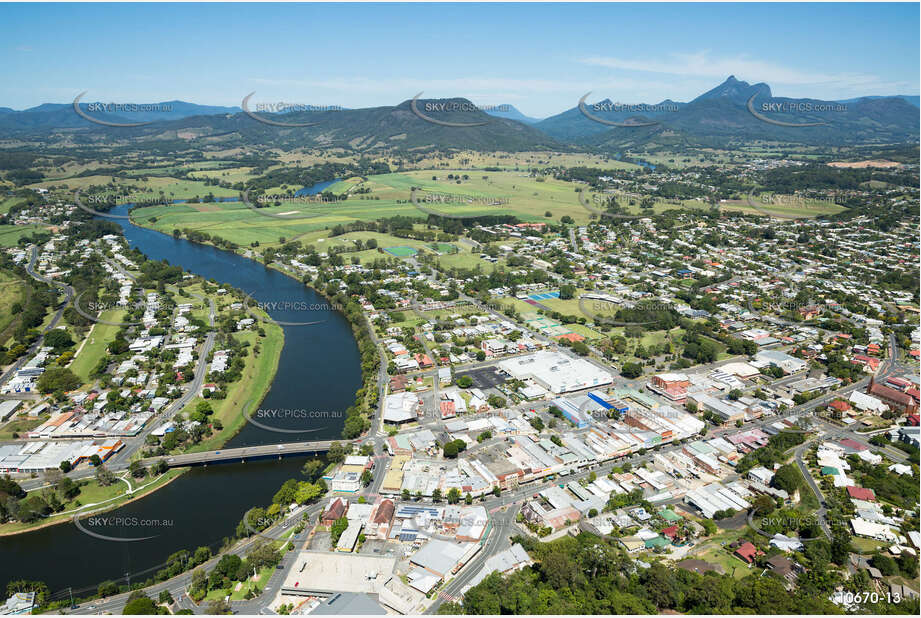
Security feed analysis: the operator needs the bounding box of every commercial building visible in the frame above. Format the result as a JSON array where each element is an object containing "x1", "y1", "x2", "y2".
[
  {"x1": 647, "y1": 373, "x2": 689, "y2": 403},
  {"x1": 409, "y1": 539, "x2": 479, "y2": 579},
  {"x1": 754, "y1": 350, "x2": 808, "y2": 374},
  {"x1": 498, "y1": 352, "x2": 612, "y2": 394}
]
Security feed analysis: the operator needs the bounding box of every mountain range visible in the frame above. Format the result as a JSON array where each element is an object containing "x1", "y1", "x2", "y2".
[{"x1": 0, "y1": 77, "x2": 916, "y2": 150}]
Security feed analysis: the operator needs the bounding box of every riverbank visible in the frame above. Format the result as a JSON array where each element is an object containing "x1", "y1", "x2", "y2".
[
  {"x1": 129, "y1": 211, "x2": 379, "y2": 441},
  {"x1": 178, "y1": 313, "x2": 284, "y2": 454},
  {"x1": 0, "y1": 467, "x2": 186, "y2": 537}
]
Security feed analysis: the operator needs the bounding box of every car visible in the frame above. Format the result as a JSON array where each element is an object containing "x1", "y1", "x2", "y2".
[
  {"x1": 277, "y1": 445, "x2": 284, "y2": 450},
  {"x1": 215, "y1": 451, "x2": 221, "y2": 454}
]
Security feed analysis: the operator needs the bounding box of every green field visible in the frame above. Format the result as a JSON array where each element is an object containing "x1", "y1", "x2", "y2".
[
  {"x1": 0, "y1": 197, "x2": 25, "y2": 215},
  {"x1": 721, "y1": 193, "x2": 846, "y2": 218},
  {"x1": 29, "y1": 175, "x2": 239, "y2": 203},
  {"x1": 0, "y1": 224, "x2": 48, "y2": 247},
  {"x1": 126, "y1": 168, "x2": 663, "y2": 246},
  {"x1": 69, "y1": 311, "x2": 126, "y2": 382},
  {"x1": 383, "y1": 246, "x2": 418, "y2": 257},
  {"x1": 0, "y1": 270, "x2": 26, "y2": 338}
]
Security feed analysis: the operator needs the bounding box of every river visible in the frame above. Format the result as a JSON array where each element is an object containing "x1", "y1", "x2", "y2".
[{"x1": 0, "y1": 195, "x2": 362, "y2": 596}]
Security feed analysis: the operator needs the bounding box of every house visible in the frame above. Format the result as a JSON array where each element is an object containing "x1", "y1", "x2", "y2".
[
  {"x1": 766, "y1": 555, "x2": 800, "y2": 587},
  {"x1": 734, "y1": 542, "x2": 763, "y2": 564},
  {"x1": 389, "y1": 375, "x2": 408, "y2": 393},
  {"x1": 846, "y1": 486, "x2": 876, "y2": 502}
]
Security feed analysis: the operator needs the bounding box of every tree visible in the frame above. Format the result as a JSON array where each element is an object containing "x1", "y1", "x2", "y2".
[
  {"x1": 330, "y1": 516, "x2": 349, "y2": 544},
  {"x1": 123, "y1": 594, "x2": 158, "y2": 615},
  {"x1": 326, "y1": 441, "x2": 348, "y2": 463},
  {"x1": 5, "y1": 580, "x2": 49, "y2": 607},
  {"x1": 95, "y1": 464, "x2": 116, "y2": 487},
  {"x1": 294, "y1": 481, "x2": 323, "y2": 504},
  {"x1": 487, "y1": 395, "x2": 505, "y2": 409},
  {"x1": 456, "y1": 375, "x2": 473, "y2": 388},
  {"x1": 36, "y1": 367, "x2": 81, "y2": 394},
  {"x1": 97, "y1": 580, "x2": 119, "y2": 598},
  {"x1": 59, "y1": 460, "x2": 72, "y2": 473},
  {"x1": 447, "y1": 488, "x2": 461, "y2": 504},
  {"x1": 559, "y1": 285, "x2": 576, "y2": 300},
  {"x1": 44, "y1": 329, "x2": 75, "y2": 351},
  {"x1": 206, "y1": 599, "x2": 232, "y2": 615},
  {"x1": 772, "y1": 463, "x2": 803, "y2": 494},
  {"x1": 621, "y1": 362, "x2": 643, "y2": 378},
  {"x1": 432, "y1": 488, "x2": 442, "y2": 502},
  {"x1": 129, "y1": 460, "x2": 147, "y2": 479}
]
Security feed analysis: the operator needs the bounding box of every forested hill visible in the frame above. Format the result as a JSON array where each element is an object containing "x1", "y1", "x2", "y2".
[{"x1": 438, "y1": 532, "x2": 919, "y2": 615}]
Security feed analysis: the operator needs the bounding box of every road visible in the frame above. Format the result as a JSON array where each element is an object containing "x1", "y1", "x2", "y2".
[
  {"x1": 65, "y1": 502, "x2": 324, "y2": 615},
  {"x1": 0, "y1": 246, "x2": 75, "y2": 388},
  {"x1": 143, "y1": 439, "x2": 343, "y2": 468}
]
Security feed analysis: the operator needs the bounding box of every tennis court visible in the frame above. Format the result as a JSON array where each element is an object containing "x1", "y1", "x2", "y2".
[
  {"x1": 383, "y1": 246, "x2": 419, "y2": 257},
  {"x1": 528, "y1": 291, "x2": 560, "y2": 301}
]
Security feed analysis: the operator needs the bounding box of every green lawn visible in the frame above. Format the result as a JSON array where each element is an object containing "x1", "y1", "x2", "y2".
[
  {"x1": 0, "y1": 197, "x2": 25, "y2": 215},
  {"x1": 0, "y1": 270, "x2": 26, "y2": 337},
  {"x1": 0, "y1": 224, "x2": 48, "y2": 247},
  {"x1": 0, "y1": 415, "x2": 46, "y2": 440},
  {"x1": 69, "y1": 310, "x2": 126, "y2": 382}
]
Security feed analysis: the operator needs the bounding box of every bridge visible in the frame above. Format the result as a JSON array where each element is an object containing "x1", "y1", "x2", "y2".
[{"x1": 142, "y1": 440, "x2": 348, "y2": 468}]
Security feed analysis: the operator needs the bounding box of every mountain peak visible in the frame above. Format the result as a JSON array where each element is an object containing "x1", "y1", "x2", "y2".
[{"x1": 692, "y1": 76, "x2": 771, "y2": 104}]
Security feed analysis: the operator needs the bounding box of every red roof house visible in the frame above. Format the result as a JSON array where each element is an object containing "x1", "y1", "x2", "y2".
[
  {"x1": 846, "y1": 486, "x2": 876, "y2": 502},
  {"x1": 734, "y1": 542, "x2": 763, "y2": 564}
]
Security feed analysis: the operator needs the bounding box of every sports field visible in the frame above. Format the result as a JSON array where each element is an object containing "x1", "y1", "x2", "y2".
[{"x1": 383, "y1": 246, "x2": 418, "y2": 257}]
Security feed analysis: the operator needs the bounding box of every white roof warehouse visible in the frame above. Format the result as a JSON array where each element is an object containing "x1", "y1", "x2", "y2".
[{"x1": 498, "y1": 352, "x2": 613, "y2": 394}]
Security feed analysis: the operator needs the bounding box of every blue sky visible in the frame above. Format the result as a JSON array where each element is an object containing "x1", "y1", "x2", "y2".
[{"x1": 2, "y1": 2, "x2": 918, "y2": 117}]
